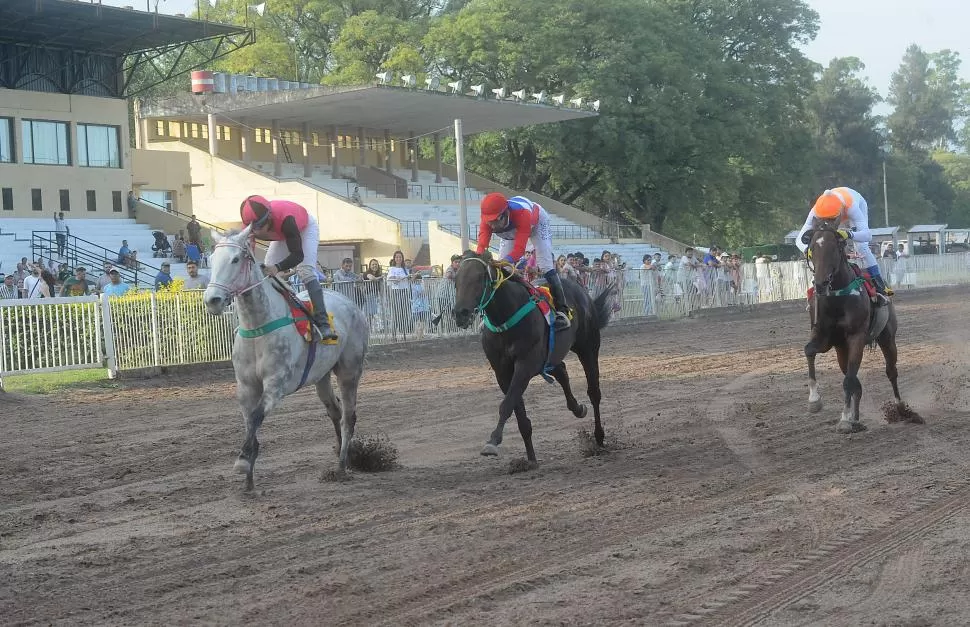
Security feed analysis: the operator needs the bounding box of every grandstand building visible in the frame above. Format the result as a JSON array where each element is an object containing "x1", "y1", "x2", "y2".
[{"x1": 0, "y1": 0, "x2": 251, "y2": 280}]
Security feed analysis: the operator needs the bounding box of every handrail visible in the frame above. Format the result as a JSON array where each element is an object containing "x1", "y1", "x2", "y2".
[
  {"x1": 31, "y1": 231, "x2": 163, "y2": 287},
  {"x1": 135, "y1": 197, "x2": 269, "y2": 252}
]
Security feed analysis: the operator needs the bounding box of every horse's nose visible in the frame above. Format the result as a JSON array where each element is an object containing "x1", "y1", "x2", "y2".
[
  {"x1": 454, "y1": 307, "x2": 470, "y2": 319},
  {"x1": 207, "y1": 296, "x2": 223, "y2": 307}
]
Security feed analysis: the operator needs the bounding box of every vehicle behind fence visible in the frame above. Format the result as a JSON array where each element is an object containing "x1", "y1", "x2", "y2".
[{"x1": 2, "y1": 252, "x2": 969, "y2": 379}]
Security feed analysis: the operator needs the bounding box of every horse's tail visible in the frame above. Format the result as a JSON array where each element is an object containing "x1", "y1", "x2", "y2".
[{"x1": 591, "y1": 283, "x2": 615, "y2": 331}]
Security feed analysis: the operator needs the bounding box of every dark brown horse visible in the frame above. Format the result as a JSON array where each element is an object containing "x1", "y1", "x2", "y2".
[
  {"x1": 452, "y1": 250, "x2": 613, "y2": 465},
  {"x1": 803, "y1": 219, "x2": 900, "y2": 433}
]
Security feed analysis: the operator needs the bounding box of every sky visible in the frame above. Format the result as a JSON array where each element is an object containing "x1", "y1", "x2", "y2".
[{"x1": 103, "y1": 0, "x2": 970, "y2": 103}]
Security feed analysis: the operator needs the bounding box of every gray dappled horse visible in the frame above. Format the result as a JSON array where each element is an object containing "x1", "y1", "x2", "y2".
[
  {"x1": 803, "y1": 219, "x2": 901, "y2": 433},
  {"x1": 204, "y1": 227, "x2": 369, "y2": 489},
  {"x1": 453, "y1": 250, "x2": 614, "y2": 465}
]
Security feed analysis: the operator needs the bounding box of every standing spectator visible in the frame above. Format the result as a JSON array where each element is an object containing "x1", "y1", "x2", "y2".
[
  {"x1": 387, "y1": 250, "x2": 412, "y2": 335},
  {"x1": 16, "y1": 257, "x2": 30, "y2": 277},
  {"x1": 127, "y1": 190, "x2": 138, "y2": 214},
  {"x1": 102, "y1": 268, "x2": 131, "y2": 297},
  {"x1": 431, "y1": 254, "x2": 460, "y2": 327},
  {"x1": 60, "y1": 267, "x2": 90, "y2": 297},
  {"x1": 38, "y1": 270, "x2": 56, "y2": 297},
  {"x1": 94, "y1": 261, "x2": 114, "y2": 293},
  {"x1": 154, "y1": 262, "x2": 173, "y2": 291},
  {"x1": 186, "y1": 216, "x2": 202, "y2": 246},
  {"x1": 53, "y1": 212, "x2": 68, "y2": 258},
  {"x1": 411, "y1": 274, "x2": 431, "y2": 338},
  {"x1": 362, "y1": 259, "x2": 384, "y2": 330},
  {"x1": 182, "y1": 261, "x2": 209, "y2": 290},
  {"x1": 23, "y1": 265, "x2": 44, "y2": 298},
  {"x1": 172, "y1": 234, "x2": 187, "y2": 263},
  {"x1": 56, "y1": 262, "x2": 72, "y2": 284},
  {"x1": 332, "y1": 257, "x2": 361, "y2": 307},
  {"x1": 0, "y1": 274, "x2": 17, "y2": 299},
  {"x1": 640, "y1": 254, "x2": 656, "y2": 315},
  {"x1": 892, "y1": 243, "x2": 909, "y2": 289}
]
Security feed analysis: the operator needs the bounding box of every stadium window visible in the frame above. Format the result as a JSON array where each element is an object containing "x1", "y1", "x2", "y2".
[
  {"x1": 311, "y1": 132, "x2": 319, "y2": 146},
  {"x1": 200, "y1": 124, "x2": 208, "y2": 140},
  {"x1": 1, "y1": 187, "x2": 12, "y2": 211},
  {"x1": 155, "y1": 120, "x2": 166, "y2": 137},
  {"x1": 168, "y1": 121, "x2": 181, "y2": 138},
  {"x1": 22, "y1": 119, "x2": 70, "y2": 165},
  {"x1": 112, "y1": 190, "x2": 123, "y2": 213},
  {"x1": 59, "y1": 189, "x2": 70, "y2": 212},
  {"x1": 217, "y1": 125, "x2": 232, "y2": 141},
  {"x1": 0, "y1": 117, "x2": 13, "y2": 163},
  {"x1": 77, "y1": 124, "x2": 121, "y2": 168},
  {"x1": 86, "y1": 190, "x2": 97, "y2": 212},
  {"x1": 31, "y1": 188, "x2": 42, "y2": 211}
]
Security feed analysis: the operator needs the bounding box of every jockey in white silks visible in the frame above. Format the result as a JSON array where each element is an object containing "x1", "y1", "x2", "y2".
[
  {"x1": 240, "y1": 195, "x2": 338, "y2": 340},
  {"x1": 795, "y1": 186, "x2": 893, "y2": 298},
  {"x1": 476, "y1": 192, "x2": 571, "y2": 330}
]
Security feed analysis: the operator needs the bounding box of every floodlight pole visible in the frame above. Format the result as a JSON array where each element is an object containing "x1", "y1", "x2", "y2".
[
  {"x1": 455, "y1": 118, "x2": 469, "y2": 252},
  {"x1": 883, "y1": 159, "x2": 889, "y2": 227}
]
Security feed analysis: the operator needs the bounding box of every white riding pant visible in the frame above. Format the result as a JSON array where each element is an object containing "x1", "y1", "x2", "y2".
[
  {"x1": 264, "y1": 213, "x2": 320, "y2": 282},
  {"x1": 496, "y1": 213, "x2": 555, "y2": 273}
]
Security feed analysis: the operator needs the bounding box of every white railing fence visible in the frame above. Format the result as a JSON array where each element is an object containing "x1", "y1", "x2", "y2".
[{"x1": 1, "y1": 252, "x2": 969, "y2": 379}]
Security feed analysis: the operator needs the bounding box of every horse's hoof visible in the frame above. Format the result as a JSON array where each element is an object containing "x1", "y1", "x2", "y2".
[
  {"x1": 576, "y1": 404, "x2": 588, "y2": 419},
  {"x1": 836, "y1": 420, "x2": 867, "y2": 434},
  {"x1": 234, "y1": 458, "x2": 251, "y2": 475},
  {"x1": 481, "y1": 443, "x2": 500, "y2": 457},
  {"x1": 244, "y1": 475, "x2": 255, "y2": 491},
  {"x1": 808, "y1": 400, "x2": 823, "y2": 414}
]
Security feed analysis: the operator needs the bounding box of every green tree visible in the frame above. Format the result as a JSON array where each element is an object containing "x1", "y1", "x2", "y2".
[
  {"x1": 887, "y1": 45, "x2": 953, "y2": 153},
  {"x1": 325, "y1": 11, "x2": 426, "y2": 84}
]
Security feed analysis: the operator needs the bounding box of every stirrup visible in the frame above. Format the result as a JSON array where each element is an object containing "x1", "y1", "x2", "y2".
[
  {"x1": 553, "y1": 311, "x2": 571, "y2": 329},
  {"x1": 313, "y1": 319, "x2": 338, "y2": 341}
]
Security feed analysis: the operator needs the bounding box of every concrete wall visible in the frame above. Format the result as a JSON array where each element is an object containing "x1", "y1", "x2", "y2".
[
  {"x1": 0, "y1": 89, "x2": 132, "y2": 218},
  {"x1": 130, "y1": 149, "x2": 194, "y2": 214},
  {"x1": 146, "y1": 142, "x2": 403, "y2": 262},
  {"x1": 428, "y1": 220, "x2": 465, "y2": 269}
]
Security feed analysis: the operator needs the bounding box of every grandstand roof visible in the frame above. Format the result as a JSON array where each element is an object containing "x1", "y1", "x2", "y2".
[
  {"x1": 0, "y1": 0, "x2": 248, "y2": 55},
  {"x1": 908, "y1": 224, "x2": 948, "y2": 233},
  {"x1": 138, "y1": 85, "x2": 598, "y2": 136}
]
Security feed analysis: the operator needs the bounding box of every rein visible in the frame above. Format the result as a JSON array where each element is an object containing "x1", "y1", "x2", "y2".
[
  {"x1": 807, "y1": 227, "x2": 858, "y2": 298},
  {"x1": 212, "y1": 238, "x2": 295, "y2": 338}
]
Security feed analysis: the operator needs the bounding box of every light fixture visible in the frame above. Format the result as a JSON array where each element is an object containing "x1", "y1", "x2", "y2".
[
  {"x1": 425, "y1": 76, "x2": 440, "y2": 91},
  {"x1": 552, "y1": 94, "x2": 565, "y2": 106},
  {"x1": 491, "y1": 87, "x2": 506, "y2": 99},
  {"x1": 569, "y1": 96, "x2": 583, "y2": 108},
  {"x1": 592, "y1": 99, "x2": 601, "y2": 112},
  {"x1": 470, "y1": 84, "x2": 485, "y2": 98},
  {"x1": 375, "y1": 71, "x2": 393, "y2": 85},
  {"x1": 401, "y1": 74, "x2": 416, "y2": 88},
  {"x1": 532, "y1": 90, "x2": 547, "y2": 105},
  {"x1": 511, "y1": 89, "x2": 526, "y2": 101},
  {"x1": 448, "y1": 80, "x2": 463, "y2": 94}
]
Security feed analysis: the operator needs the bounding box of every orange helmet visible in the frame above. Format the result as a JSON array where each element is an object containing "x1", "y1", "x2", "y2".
[
  {"x1": 813, "y1": 189, "x2": 847, "y2": 220},
  {"x1": 480, "y1": 193, "x2": 509, "y2": 220},
  {"x1": 240, "y1": 195, "x2": 271, "y2": 228}
]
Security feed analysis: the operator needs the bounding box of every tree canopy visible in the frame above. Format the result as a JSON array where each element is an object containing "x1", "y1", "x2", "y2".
[{"x1": 150, "y1": 0, "x2": 970, "y2": 246}]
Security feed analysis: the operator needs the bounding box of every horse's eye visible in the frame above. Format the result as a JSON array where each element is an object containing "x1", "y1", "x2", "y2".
[{"x1": 232, "y1": 257, "x2": 239, "y2": 264}]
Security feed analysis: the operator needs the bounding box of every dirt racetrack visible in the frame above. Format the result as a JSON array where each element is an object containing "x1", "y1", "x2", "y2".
[{"x1": 3, "y1": 288, "x2": 970, "y2": 626}]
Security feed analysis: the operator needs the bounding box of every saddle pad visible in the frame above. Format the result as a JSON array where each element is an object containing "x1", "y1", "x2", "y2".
[{"x1": 292, "y1": 300, "x2": 338, "y2": 345}]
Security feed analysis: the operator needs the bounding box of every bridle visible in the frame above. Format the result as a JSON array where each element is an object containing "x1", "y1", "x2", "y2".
[
  {"x1": 459, "y1": 256, "x2": 513, "y2": 313},
  {"x1": 804, "y1": 224, "x2": 850, "y2": 297},
  {"x1": 209, "y1": 236, "x2": 266, "y2": 297}
]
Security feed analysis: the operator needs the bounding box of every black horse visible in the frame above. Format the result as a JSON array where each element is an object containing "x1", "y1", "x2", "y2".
[
  {"x1": 453, "y1": 250, "x2": 614, "y2": 464},
  {"x1": 803, "y1": 219, "x2": 901, "y2": 433}
]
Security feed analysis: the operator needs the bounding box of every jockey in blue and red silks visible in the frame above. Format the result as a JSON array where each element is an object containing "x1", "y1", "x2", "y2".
[{"x1": 476, "y1": 192, "x2": 571, "y2": 330}]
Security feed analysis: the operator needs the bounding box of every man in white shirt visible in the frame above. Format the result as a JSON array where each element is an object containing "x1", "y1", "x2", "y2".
[
  {"x1": 54, "y1": 212, "x2": 68, "y2": 258},
  {"x1": 23, "y1": 265, "x2": 44, "y2": 298}
]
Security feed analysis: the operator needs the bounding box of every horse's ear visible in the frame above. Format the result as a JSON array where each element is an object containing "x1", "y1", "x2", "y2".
[
  {"x1": 238, "y1": 224, "x2": 253, "y2": 240},
  {"x1": 800, "y1": 230, "x2": 814, "y2": 246},
  {"x1": 210, "y1": 228, "x2": 223, "y2": 243}
]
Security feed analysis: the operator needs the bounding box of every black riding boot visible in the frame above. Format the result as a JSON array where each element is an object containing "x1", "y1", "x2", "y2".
[
  {"x1": 305, "y1": 278, "x2": 338, "y2": 341},
  {"x1": 544, "y1": 270, "x2": 571, "y2": 330}
]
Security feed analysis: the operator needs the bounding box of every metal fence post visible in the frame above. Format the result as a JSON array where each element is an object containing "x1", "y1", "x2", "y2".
[
  {"x1": 100, "y1": 293, "x2": 119, "y2": 378},
  {"x1": 150, "y1": 292, "x2": 161, "y2": 368}
]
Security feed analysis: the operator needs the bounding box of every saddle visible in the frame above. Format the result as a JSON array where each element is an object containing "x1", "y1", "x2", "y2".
[
  {"x1": 505, "y1": 272, "x2": 555, "y2": 323},
  {"x1": 289, "y1": 299, "x2": 339, "y2": 345}
]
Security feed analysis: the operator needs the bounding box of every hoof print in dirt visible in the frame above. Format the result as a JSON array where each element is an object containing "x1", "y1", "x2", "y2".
[
  {"x1": 342, "y1": 433, "x2": 399, "y2": 472},
  {"x1": 835, "y1": 420, "x2": 868, "y2": 434},
  {"x1": 881, "y1": 401, "x2": 925, "y2": 425},
  {"x1": 508, "y1": 458, "x2": 538, "y2": 474}
]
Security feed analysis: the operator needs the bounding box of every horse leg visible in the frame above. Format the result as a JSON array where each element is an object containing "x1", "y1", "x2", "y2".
[
  {"x1": 878, "y1": 323, "x2": 901, "y2": 402},
  {"x1": 482, "y1": 362, "x2": 536, "y2": 462},
  {"x1": 576, "y1": 346, "x2": 605, "y2": 447},
  {"x1": 333, "y1": 363, "x2": 362, "y2": 472},
  {"x1": 835, "y1": 339, "x2": 867, "y2": 434},
  {"x1": 234, "y1": 383, "x2": 278, "y2": 491},
  {"x1": 550, "y1": 362, "x2": 587, "y2": 418},
  {"x1": 805, "y1": 335, "x2": 828, "y2": 414},
  {"x1": 315, "y1": 372, "x2": 343, "y2": 450}
]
